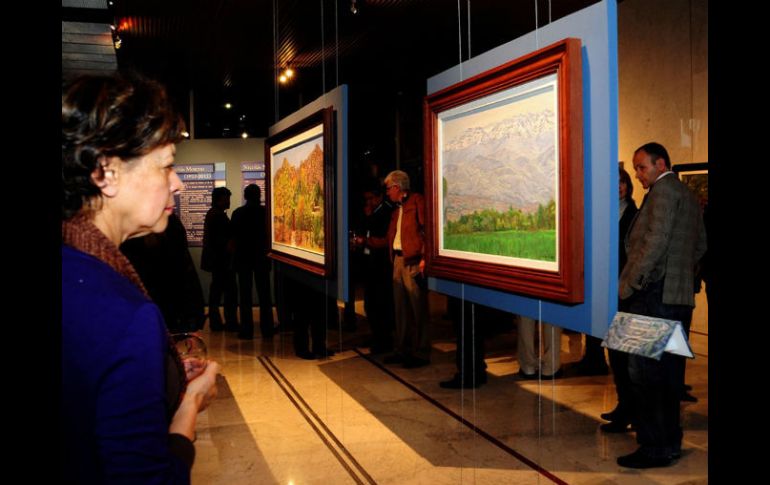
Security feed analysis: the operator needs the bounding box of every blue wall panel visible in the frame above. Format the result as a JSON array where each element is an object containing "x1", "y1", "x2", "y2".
[{"x1": 426, "y1": 1, "x2": 618, "y2": 336}]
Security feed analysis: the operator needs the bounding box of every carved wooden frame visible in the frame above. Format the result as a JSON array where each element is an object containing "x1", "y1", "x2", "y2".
[{"x1": 423, "y1": 38, "x2": 584, "y2": 302}]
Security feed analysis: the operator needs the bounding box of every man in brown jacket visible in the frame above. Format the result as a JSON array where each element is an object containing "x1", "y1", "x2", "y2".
[
  {"x1": 617, "y1": 142, "x2": 707, "y2": 469},
  {"x1": 384, "y1": 170, "x2": 430, "y2": 368}
]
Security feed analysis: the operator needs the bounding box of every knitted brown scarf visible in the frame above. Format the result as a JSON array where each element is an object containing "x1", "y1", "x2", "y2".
[{"x1": 62, "y1": 213, "x2": 188, "y2": 408}]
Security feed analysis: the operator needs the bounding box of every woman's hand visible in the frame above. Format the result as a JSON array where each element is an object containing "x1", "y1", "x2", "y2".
[
  {"x1": 184, "y1": 360, "x2": 220, "y2": 413},
  {"x1": 169, "y1": 361, "x2": 221, "y2": 440},
  {"x1": 182, "y1": 357, "x2": 208, "y2": 381}
]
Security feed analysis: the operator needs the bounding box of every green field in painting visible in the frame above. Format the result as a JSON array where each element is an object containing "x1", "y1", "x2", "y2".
[{"x1": 444, "y1": 229, "x2": 556, "y2": 261}]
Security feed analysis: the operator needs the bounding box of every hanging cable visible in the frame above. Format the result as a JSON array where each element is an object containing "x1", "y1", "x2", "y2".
[
  {"x1": 335, "y1": 0, "x2": 340, "y2": 88},
  {"x1": 460, "y1": 285, "x2": 466, "y2": 482},
  {"x1": 466, "y1": 0, "x2": 472, "y2": 60},
  {"x1": 321, "y1": 0, "x2": 326, "y2": 95},
  {"x1": 689, "y1": 0, "x2": 695, "y2": 163},
  {"x1": 272, "y1": 0, "x2": 279, "y2": 122},
  {"x1": 534, "y1": 0, "x2": 539, "y2": 49},
  {"x1": 457, "y1": 0, "x2": 464, "y2": 80},
  {"x1": 460, "y1": 285, "x2": 465, "y2": 415},
  {"x1": 471, "y1": 301, "x2": 477, "y2": 484},
  {"x1": 549, "y1": 0, "x2": 552, "y2": 24}
]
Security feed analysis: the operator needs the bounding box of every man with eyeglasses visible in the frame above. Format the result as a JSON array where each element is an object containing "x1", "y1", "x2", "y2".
[{"x1": 383, "y1": 170, "x2": 430, "y2": 369}]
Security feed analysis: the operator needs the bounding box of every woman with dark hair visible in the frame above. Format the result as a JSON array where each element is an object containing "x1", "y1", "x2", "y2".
[
  {"x1": 599, "y1": 166, "x2": 640, "y2": 432},
  {"x1": 62, "y1": 73, "x2": 220, "y2": 484}
]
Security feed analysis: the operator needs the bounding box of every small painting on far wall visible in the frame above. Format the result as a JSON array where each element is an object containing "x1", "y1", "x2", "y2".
[{"x1": 673, "y1": 162, "x2": 708, "y2": 210}]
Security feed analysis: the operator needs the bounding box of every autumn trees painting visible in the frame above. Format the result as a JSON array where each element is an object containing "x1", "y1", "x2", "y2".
[
  {"x1": 272, "y1": 142, "x2": 325, "y2": 254},
  {"x1": 266, "y1": 106, "x2": 335, "y2": 277}
]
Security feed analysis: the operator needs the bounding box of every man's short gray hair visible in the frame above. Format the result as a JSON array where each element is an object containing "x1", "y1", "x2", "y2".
[{"x1": 385, "y1": 170, "x2": 410, "y2": 191}]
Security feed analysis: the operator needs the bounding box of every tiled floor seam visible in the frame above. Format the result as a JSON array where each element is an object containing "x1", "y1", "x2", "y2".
[
  {"x1": 258, "y1": 355, "x2": 377, "y2": 485},
  {"x1": 353, "y1": 348, "x2": 569, "y2": 485}
]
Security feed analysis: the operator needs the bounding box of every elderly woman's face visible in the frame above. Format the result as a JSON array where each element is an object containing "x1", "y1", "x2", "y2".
[{"x1": 114, "y1": 143, "x2": 182, "y2": 240}]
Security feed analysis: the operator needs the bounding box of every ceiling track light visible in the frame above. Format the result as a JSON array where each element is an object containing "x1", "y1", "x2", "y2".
[{"x1": 278, "y1": 66, "x2": 295, "y2": 85}]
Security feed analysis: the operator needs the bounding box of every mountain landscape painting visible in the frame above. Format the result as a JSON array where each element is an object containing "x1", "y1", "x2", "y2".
[
  {"x1": 439, "y1": 82, "x2": 558, "y2": 265},
  {"x1": 271, "y1": 133, "x2": 325, "y2": 258}
]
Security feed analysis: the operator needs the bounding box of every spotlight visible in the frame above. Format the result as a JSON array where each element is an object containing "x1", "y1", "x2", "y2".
[
  {"x1": 285, "y1": 67, "x2": 294, "y2": 78},
  {"x1": 224, "y1": 102, "x2": 232, "y2": 109},
  {"x1": 241, "y1": 132, "x2": 249, "y2": 139},
  {"x1": 350, "y1": 0, "x2": 358, "y2": 14},
  {"x1": 279, "y1": 74, "x2": 288, "y2": 84}
]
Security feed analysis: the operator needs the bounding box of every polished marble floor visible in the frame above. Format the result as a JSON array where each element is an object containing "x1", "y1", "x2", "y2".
[{"x1": 192, "y1": 290, "x2": 708, "y2": 484}]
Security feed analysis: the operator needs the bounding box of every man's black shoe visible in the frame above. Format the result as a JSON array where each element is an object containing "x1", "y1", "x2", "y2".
[
  {"x1": 517, "y1": 369, "x2": 538, "y2": 380},
  {"x1": 383, "y1": 354, "x2": 405, "y2": 364},
  {"x1": 600, "y1": 421, "x2": 633, "y2": 433},
  {"x1": 403, "y1": 357, "x2": 430, "y2": 368},
  {"x1": 370, "y1": 345, "x2": 392, "y2": 355},
  {"x1": 313, "y1": 348, "x2": 336, "y2": 358},
  {"x1": 540, "y1": 369, "x2": 563, "y2": 380},
  {"x1": 668, "y1": 444, "x2": 682, "y2": 460},
  {"x1": 617, "y1": 448, "x2": 672, "y2": 469},
  {"x1": 680, "y1": 392, "x2": 698, "y2": 402},
  {"x1": 575, "y1": 363, "x2": 609, "y2": 376},
  {"x1": 600, "y1": 407, "x2": 624, "y2": 421},
  {"x1": 439, "y1": 373, "x2": 487, "y2": 389}
]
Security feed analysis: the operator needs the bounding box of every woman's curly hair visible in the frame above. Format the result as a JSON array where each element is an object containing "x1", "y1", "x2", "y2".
[{"x1": 62, "y1": 72, "x2": 186, "y2": 219}]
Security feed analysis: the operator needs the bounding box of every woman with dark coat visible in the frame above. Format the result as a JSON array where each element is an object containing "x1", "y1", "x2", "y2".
[
  {"x1": 599, "y1": 166, "x2": 639, "y2": 432},
  {"x1": 62, "y1": 73, "x2": 220, "y2": 484}
]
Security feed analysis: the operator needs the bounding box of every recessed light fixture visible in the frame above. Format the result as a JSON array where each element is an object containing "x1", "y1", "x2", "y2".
[{"x1": 224, "y1": 102, "x2": 232, "y2": 109}]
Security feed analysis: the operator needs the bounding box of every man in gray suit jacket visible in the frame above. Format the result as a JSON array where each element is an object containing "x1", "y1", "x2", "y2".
[{"x1": 617, "y1": 142, "x2": 707, "y2": 469}]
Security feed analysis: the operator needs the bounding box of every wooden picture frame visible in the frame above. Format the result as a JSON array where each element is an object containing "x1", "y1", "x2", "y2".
[
  {"x1": 673, "y1": 162, "x2": 708, "y2": 208},
  {"x1": 423, "y1": 38, "x2": 584, "y2": 303},
  {"x1": 265, "y1": 107, "x2": 336, "y2": 277}
]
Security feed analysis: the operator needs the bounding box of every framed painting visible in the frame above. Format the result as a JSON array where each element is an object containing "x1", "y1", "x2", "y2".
[
  {"x1": 423, "y1": 38, "x2": 584, "y2": 303},
  {"x1": 265, "y1": 107, "x2": 336, "y2": 277},
  {"x1": 673, "y1": 162, "x2": 708, "y2": 209}
]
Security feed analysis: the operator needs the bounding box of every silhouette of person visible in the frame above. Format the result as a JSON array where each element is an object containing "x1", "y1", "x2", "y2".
[
  {"x1": 439, "y1": 297, "x2": 488, "y2": 388},
  {"x1": 201, "y1": 186, "x2": 238, "y2": 331},
  {"x1": 121, "y1": 212, "x2": 206, "y2": 333},
  {"x1": 351, "y1": 182, "x2": 394, "y2": 354},
  {"x1": 231, "y1": 184, "x2": 275, "y2": 340},
  {"x1": 600, "y1": 166, "x2": 639, "y2": 432}
]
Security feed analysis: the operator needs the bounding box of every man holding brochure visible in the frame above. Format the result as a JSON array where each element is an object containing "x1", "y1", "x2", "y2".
[{"x1": 617, "y1": 142, "x2": 707, "y2": 468}]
